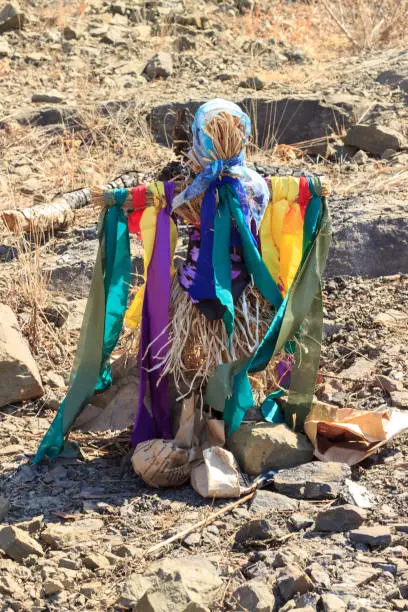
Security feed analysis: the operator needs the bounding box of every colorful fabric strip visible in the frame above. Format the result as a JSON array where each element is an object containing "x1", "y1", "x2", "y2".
[
  {"x1": 131, "y1": 182, "x2": 175, "y2": 446},
  {"x1": 33, "y1": 190, "x2": 131, "y2": 462}
]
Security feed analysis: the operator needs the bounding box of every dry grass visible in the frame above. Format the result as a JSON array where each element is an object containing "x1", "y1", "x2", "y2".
[{"x1": 235, "y1": 0, "x2": 408, "y2": 57}]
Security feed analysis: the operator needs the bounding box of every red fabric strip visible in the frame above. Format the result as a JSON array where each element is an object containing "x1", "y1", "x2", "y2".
[
  {"x1": 298, "y1": 176, "x2": 311, "y2": 221},
  {"x1": 128, "y1": 184, "x2": 147, "y2": 237}
]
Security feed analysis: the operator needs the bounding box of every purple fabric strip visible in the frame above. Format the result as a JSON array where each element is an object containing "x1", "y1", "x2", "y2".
[{"x1": 131, "y1": 182, "x2": 174, "y2": 447}]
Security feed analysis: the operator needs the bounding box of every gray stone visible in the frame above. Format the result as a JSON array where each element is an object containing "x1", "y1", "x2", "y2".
[
  {"x1": 231, "y1": 580, "x2": 276, "y2": 611},
  {"x1": 0, "y1": 526, "x2": 44, "y2": 561},
  {"x1": 374, "y1": 374, "x2": 402, "y2": 393},
  {"x1": 175, "y1": 35, "x2": 196, "y2": 52},
  {"x1": 228, "y1": 423, "x2": 314, "y2": 475},
  {"x1": 390, "y1": 390, "x2": 408, "y2": 408},
  {"x1": 307, "y1": 562, "x2": 331, "y2": 588},
  {"x1": 350, "y1": 526, "x2": 392, "y2": 547},
  {"x1": 382, "y1": 148, "x2": 397, "y2": 159},
  {"x1": 118, "y1": 574, "x2": 154, "y2": 608},
  {"x1": 0, "y1": 496, "x2": 10, "y2": 521},
  {"x1": 274, "y1": 462, "x2": 351, "y2": 500},
  {"x1": 276, "y1": 564, "x2": 313, "y2": 602},
  {"x1": 249, "y1": 490, "x2": 299, "y2": 515},
  {"x1": 143, "y1": 52, "x2": 173, "y2": 80},
  {"x1": 289, "y1": 513, "x2": 314, "y2": 531},
  {"x1": 63, "y1": 25, "x2": 78, "y2": 40},
  {"x1": 352, "y1": 149, "x2": 368, "y2": 164},
  {"x1": 32, "y1": 91, "x2": 66, "y2": 104},
  {"x1": 344, "y1": 124, "x2": 406, "y2": 156},
  {"x1": 111, "y1": 543, "x2": 143, "y2": 558},
  {"x1": 395, "y1": 524, "x2": 408, "y2": 535},
  {"x1": 0, "y1": 1, "x2": 24, "y2": 33},
  {"x1": 43, "y1": 580, "x2": 64, "y2": 596},
  {"x1": 0, "y1": 39, "x2": 11, "y2": 56},
  {"x1": 144, "y1": 557, "x2": 222, "y2": 609},
  {"x1": 0, "y1": 573, "x2": 24, "y2": 598},
  {"x1": 320, "y1": 593, "x2": 347, "y2": 611},
  {"x1": 235, "y1": 520, "x2": 284, "y2": 545},
  {"x1": 83, "y1": 553, "x2": 110, "y2": 570},
  {"x1": 239, "y1": 76, "x2": 265, "y2": 90},
  {"x1": 315, "y1": 504, "x2": 367, "y2": 532},
  {"x1": 41, "y1": 519, "x2": 104, "y2": 549},
  {"x1": 0, "y1": 304, "x2": 44, "y2": 407}
]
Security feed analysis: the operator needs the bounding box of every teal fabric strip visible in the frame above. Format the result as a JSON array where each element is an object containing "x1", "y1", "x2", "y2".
[
  {"x1": 33, "y1": 191, "x2": 131, "y2": 463},
  {"x1": 96, "y1": 189, "x2": 131, "y2": 389},
  {"x1": 206, "y1": 180, "x2": 330, "y2": 435},
  {"x1": 213, "y1": 193, "x2": 234, "y2": 344},
  {"x1": 261, "y1": 392, "x2": 285, "y2": 423}
]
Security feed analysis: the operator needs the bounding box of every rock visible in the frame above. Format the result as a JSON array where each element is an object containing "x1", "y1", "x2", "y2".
[
  {"x1": 43, "y1": 580, "x2": 64, "y2": 596},
  {"x1": 315, "y1": 504, "x2": 367, "y2": 532},
  {"x1": 289, "y1": 513, "x2": 314, "y2": 531},
  {"x1": 249, "y1": 490, "x2": 299, "y2": 515},
  {"x1": 344, "y1": 124, "x2": 406, "y2": 156},
  {"x1": 0, "y1": 39, "x2": 11, "y2": 56},
  {"x1": 111, "y1": 543, "x2": 143, "y2": 558},
  {"x1": 390, "y1": 390, "x2": 408, "y2": 408},
  {"x1": 43, "y1": 370, "x2": 65, "y2": 389},
  {"x1": 307, "y1": 562, "x2": 331, "y2": 588},
  {"x1": 382, "y1": 148, "x2": 397, "y2": 159},
  {"x1": 32, "y1": 91, "x2": 66, "y2": 104},
  {"x1": 375, "y1": 374, "x2": 402, "y2": 393},
  {"x1": 175, "y1": 35, "x2": 196, "y2": 52},
  {"x1": 41, "y1": 519, "x2": 104, "y2": 549},
  {"x1": 0, "y1": 573, "x2": 23, "y2": 598},
  {"x1": 231, "y1": 580, "x2": 276, "y2": 611},
  {"x1": 274, "y1": 462, "x2": 351, "y2": 500},
  {"x1": 352, "y1": 149, "x2": 368, "y2": 165},
  {"x1": 340, "y1": 356, "x2": 375, "y2": 380},
  {"x1": 63, "y1": 25, "x2": 78, "y2": 40},
  {"x1": 344, "y1": 480, "x2": 375, "y2": 509},
  {"x1": 59, "y1": 557, "x2": 81, "y2": 570},
  {"x1": 0, "y1": 1, "x2": 24, "y2": 33},
  {"x1": 0, "y1": 526, "x2": 44, "y2": 561},
  {"x1": 395, "y1": 524, "x2": 408, "y2": 534},
  {"x1": 143, "y1": 52, "x2": 173, "y2": 80},
  {"x1": 16, "y1": 515, "x2": 44, "y2": 533},
  {"x1": 118, "y1": 574, "x2": 155, "y2": 608},
  {"x1": 321, "y1": 593, "x2": 347, "y2": 611},
  {"x1": 376, "y1": 68, "x2": 408, "y2": 90},
  {"x1": 0, "y1": 496, "x2": 10, "y2": 521},
  {"x1": 349, "y1": 526, "x2": 392, "y2": 547},
  {"x1": 239, "y1": 76, "x2": 265, "y2": 90},
  {"x1": 139, "y1": 557, "x2": 222, "y2": 609},
  {"x1": 148, "y1": 96, "x2": 355, "y2": 152},
  {"x1": 235, "y1": 520, "x2": 278, "y2": 545},
  {"x1": 276, "y1": 564, "x2": 313, "y2": 602},
  {"x1": 0, "y1": 304, "x2": 44, "y2": 408},
  {"x1": 228, "y1": 423, "x2": 314, "y2": 475},
  {"x1": 83, "y1": 553, "x2": 111, "y2": 570}
]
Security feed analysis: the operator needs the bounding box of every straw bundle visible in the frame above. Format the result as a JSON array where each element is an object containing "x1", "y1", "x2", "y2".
[{"x1": 143, "y1": 277, "x2": 283, "y2": 401}]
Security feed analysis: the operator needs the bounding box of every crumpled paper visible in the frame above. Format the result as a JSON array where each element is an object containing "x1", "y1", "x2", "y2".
[{"x1": 304, "y1": 402, "x2": 408, "y2": 466}]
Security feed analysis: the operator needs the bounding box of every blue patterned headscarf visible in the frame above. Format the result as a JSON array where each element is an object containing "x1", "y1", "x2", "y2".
[{"x1": 172, "y1": 98, "x2": 269, "y2": 229}]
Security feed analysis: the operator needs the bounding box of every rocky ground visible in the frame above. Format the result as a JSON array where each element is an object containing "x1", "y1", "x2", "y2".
[{"x1": 0, "y1": 0, "x2": 408, "y2": 610}]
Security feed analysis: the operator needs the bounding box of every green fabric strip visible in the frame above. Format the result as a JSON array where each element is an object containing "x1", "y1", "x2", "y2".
[
  {"x1": 206, "y1": 180, "x2": 331, "y2": 435},
  {"x1": 33, "y1": 191, "x2": 131, "y2": 463}
]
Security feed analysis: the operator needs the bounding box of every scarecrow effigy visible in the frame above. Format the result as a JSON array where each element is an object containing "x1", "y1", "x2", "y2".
[{"x1": 33, "y1": 99, "x2": 333, "y2": 492}]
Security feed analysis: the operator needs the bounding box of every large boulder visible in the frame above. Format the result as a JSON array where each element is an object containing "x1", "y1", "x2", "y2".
[
  {"x1": 227, "y1": 422, "x2": 314, "y2": 476},
  {"x1": 343, "y1": 124, "x2": 407, "y2": 156},
  {"x1": 0, "y1": 304, "x2": 43, "y2": 408},
  {"x1": 0, "y1": 1, "x2": 24, "y2": 33}
]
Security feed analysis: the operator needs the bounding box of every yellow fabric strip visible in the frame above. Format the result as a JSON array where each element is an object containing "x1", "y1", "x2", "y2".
[
  {"x1": 260, "y1": 177, "x2": 300, "y2": 293},
  {"x1": 124, "y1": 182, "x2": 177, "y2": 330}
]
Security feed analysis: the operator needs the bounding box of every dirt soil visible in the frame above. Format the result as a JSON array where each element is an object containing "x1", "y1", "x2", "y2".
[{"x1": 0, "y1": 0, "x2": 408, "y2": 611}]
